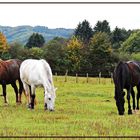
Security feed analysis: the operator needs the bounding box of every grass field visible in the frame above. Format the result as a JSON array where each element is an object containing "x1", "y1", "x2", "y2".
[{"x1": 0, "y1": 76, "x2": 140, "y2": 138}]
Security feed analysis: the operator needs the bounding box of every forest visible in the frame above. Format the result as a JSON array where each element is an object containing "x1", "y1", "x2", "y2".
[{"x1": 0, "y1": 19, "x2": 140, "y2": 76}]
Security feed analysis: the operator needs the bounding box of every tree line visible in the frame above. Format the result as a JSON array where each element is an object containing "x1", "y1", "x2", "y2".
[{"x1": 0, "y1": 19, "x2": 140, "y2": 76}]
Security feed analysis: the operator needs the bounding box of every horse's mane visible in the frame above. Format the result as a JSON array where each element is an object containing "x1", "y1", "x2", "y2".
[
  {"x1": 114, "y1": 61, "x2": 129, "y2": 95},
  {"x1": 0, "y1": 59, "x2": 5, "y2": 66},
  {"x1": 117, "y1": 61, "x2": 124, "y2": 67},
  {"x1": 40, "y1": 59, "x2": 55, "y2": 93},
  {"x1": 115, "y1": 61, "x2": 123, "y2": 83}
]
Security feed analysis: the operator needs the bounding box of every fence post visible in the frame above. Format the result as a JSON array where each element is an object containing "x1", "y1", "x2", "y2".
[
  {"x1": 76, "y1": 73, "x2": 78, "y2": 83},
  {"x1": 99, "y1": 72, "x2": 101, "y2": 84},
  {"x1": 65, "y1": 70, "x2": 68, "y2": 82},
  {"x1": 111, "y1": 72, "x2": 113, "y2": 83},
  {"x1": 86, "y1": 73, "x2": 89, "y2": 83},
  {"x1": 55, "y1": 72, "x2": 57, "y2": 82}
]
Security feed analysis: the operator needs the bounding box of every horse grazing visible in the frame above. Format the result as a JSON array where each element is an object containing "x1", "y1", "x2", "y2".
[
  {"x1": 113, "y1": 61, "x2": 140, "y2": 115},
  {"x1": 20, "y1": 59, "x2": 57, "y2": 111},
  {"x1": 0, "y1": 59, "x2": 23, "y2": 103}
]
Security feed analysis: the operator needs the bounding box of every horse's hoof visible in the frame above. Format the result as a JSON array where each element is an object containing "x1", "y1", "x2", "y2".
[
  {"x1": 133, "y1": 110, "x2": 138, "y2": 114},
  {"x1": 31, "y1": 106, "x2": 34, "y2": 109},
  {"x1": 16, "y1": 101, "x2": 22, "y2": 105},
  {"x1": 44, "y1": 103, "x2": 48, "y2": 110},
  {"x1": 27, "y1": 105, "x2": 34, "y2": 110},
  {"x1": 28, "y1": 108, "x2": 34, "y2": 110},
  {"x1": 49, "y1": 109, "x2": 54, "y2": 112},
  {"x1": 4, "y1": 103, "x2": 9, "y2": 106},
  {"x1": 27, "y1": 103, "x2": 32, "y2": 108},
  {"x1": 119, "y1": 113, "x2": 124, "y2": 115},
  {"x1": 30, "y1": 103, "x2": 34, "y2": 109},
  {"x1": 128, "y1": 110, "x2": 132, "y2": 115},
  {"x1": 44, "y1": 107, "x2": 48, "y2": 110}
]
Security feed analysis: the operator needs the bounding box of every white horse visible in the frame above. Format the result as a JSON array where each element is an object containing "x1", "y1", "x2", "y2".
[{"x1": 20, "y1": 59, "x2": 57, "y2": 111}]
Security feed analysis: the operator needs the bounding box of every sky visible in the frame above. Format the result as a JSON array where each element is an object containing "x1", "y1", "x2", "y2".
[{"x1": 0, "y1": 2, "x2": 140, "y2": 30}]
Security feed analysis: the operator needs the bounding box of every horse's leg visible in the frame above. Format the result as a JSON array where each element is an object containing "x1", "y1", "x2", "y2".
[
  {"x1": 44, "y1": 90, "x2": 47, "y2": 110},
  {"x1": 22, "y1": 82, "x2": 30, "y2": 107},
  {"x1": 131, "y1": 88, "x2": 135, "y2": 110},
  {"x1": 30, "y1": 85, "x2": 35, "y2": 109},
  {"x1": 11, "y1": 82, "x2": 19, "y2": 103},
  {"x1": 44, "y1": 86, "x2": 48, "y2": 110},
  {"x1": 127, "y1": 87, "x2": 132, "y2": 114},
  {"x1": 18, "y1": 79, "x2": 24, "y2": 103},
  {"x1": 2, "y1": 84, "x2": 8, "y2": 103},
  {"x1": 136, "y1": 85, "x2": 140, "y2": 110}
]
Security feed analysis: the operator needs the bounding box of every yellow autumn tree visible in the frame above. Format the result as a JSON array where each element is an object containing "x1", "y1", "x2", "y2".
[
  {"x1": 0, "y1": 32, "x2": 9, "y2": 53},
  {"x1": 66, "y1": 36, "x2": 84, "y2": 72}
]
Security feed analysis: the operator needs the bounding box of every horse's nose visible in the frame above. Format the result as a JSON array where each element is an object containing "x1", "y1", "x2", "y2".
[{"x1": 49, "y1": 109, "x2": 54, "y2": 112}]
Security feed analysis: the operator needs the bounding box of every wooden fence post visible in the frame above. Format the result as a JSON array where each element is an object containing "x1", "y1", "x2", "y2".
[
  {"x1": 111, "y1": 72, "x2": 113, "y2": 83},
  {"x1": 86, "y1": 73, "x2": 89, "y2": 83},
  {"x1": 99, "y1": 72, "x2": 101, "y2": 84},
  {"x1": 55, "y1": 72, "x2": 57, "y2": 81},
  {"x1": 76, "y1": 73, "x2": 78, "y2": 83},
  {"x1": 65, "y1": 70, "x2": 68, "y2": 82}
]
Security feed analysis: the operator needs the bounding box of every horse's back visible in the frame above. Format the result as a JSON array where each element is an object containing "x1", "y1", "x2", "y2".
[
  {"x1": 20, "y1": 59, "x2": 50, "y2": 74},
  {"x1": 20, "y1": 59, "x2": 52, "y2": 86},
  {"x1": 0, "y1": 59, "x2": 21, "y2": 84},
  {"x1": 127, "y1": 61, "x2": 140, "y2": 86}
]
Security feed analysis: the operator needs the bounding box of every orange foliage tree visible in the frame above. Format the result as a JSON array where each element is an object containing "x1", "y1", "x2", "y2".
[
  {"x1": 66, "y1": 36, "x2": 84, "y2": 72},
  {"x1": 0, "y1": 32, "x2": 9, "y2": 53}
]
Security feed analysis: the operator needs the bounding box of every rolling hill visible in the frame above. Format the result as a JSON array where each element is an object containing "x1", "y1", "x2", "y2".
[{"x1": 0, "y1": 25, "x2": 74, "y2": 45}]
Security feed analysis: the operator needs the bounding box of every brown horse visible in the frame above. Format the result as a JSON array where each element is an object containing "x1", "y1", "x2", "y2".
[{"x1": 0, "y1": 59, "x2": 23, "y2": 103}]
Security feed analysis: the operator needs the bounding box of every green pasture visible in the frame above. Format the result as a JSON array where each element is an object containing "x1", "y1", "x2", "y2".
[{"x1": 0, "y1": 76, "x2": 140, "y2": 137}]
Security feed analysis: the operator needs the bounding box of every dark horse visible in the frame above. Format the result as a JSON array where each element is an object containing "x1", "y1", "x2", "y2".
[
  {"x1": 113, "y1": 61, "x2": 140, "y2": 115},
  {"x1": 0, "y1": 59, "x2": 23, "y2": 103}
]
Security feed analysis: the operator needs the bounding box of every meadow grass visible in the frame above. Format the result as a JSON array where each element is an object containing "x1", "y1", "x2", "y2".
[{"x1": 0, "y1": 76, "x2": 140, "y2": 138}]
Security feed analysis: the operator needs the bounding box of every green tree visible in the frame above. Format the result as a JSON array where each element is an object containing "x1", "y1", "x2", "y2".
[
  {"x1": 28, "y1": 47, "x2": 44, "y2": 59},
  {"x1": 43, "y1": 37, "x2": 68, "y2": 72},
  {"x1": 25, "y1": 33, "x2": 45, "y2": 48},
  {"x1": 9, "y1": 43, "x2": 44, "y2": 60},
  {"x1": 88, "y1": 32, "x2": 112, "y2": 74},
  {"x1": 131, "y1": 53, "x2": 140, "y2": 61},
  {"x1": 93, "y1": 20, "x2": 111, "y2": 35},
  {"x1": 74, "y1": 20, "x2": 93, "y2": 44},
  {"x1": 121, "y1": 30, "x2": 140, "y2": 53},
  {"x1": 9, "y1": 43, "x2": 24, "y2": 59},
  {"x1": 111, "y1": 26, "x2": 131, "y2": 49}
]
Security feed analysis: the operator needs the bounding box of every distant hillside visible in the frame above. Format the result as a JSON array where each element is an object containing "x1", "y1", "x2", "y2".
[{"x1": 0, "y1": 25, "x2": 74, "y2": 45}]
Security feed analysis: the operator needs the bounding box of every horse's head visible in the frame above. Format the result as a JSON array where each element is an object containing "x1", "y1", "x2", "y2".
[
  {"x1": 115, "y1": 90, "x2": 125, "y2": 115},
  {"x1": 113, "y1": 61, "x2": 129, "y2": 115},
  {"x1": 44, "y1": 87, "x2": 57, "y2": 111}
]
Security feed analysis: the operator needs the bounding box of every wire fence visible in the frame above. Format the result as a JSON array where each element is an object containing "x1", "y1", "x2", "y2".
[{"x1": 53, "y1": 72, "x2": 114, "y2": 84}]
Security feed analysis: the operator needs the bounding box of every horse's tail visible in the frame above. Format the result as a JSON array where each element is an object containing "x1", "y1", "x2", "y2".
[
  {"x1": 40, "y1": 59, "x2": 55, "y2": 89},
  {"x1": 15, "y1": 59, "x2": 25, "y2": 102},
  {"x1": 40, "y1": 59, "x2": 53, "y2": 77}
]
